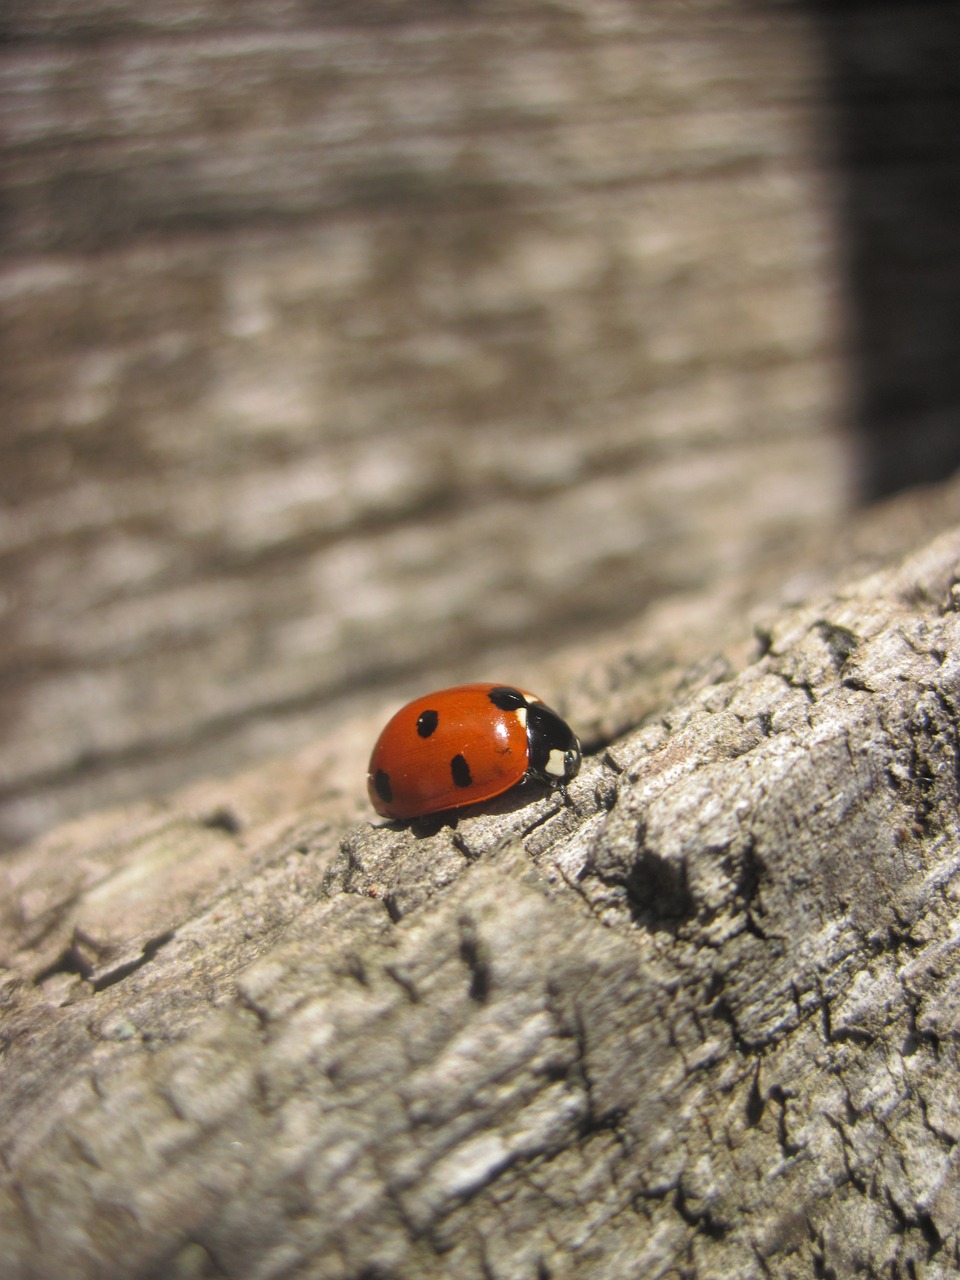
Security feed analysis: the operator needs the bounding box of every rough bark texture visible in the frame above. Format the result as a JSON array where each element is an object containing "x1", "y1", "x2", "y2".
[
  {"x1": 4, "y1": 6, "x2": 960, "y2": 1273},
  {"x1": 3, "y1": 488, "x2": 960, "y2": 1279}
]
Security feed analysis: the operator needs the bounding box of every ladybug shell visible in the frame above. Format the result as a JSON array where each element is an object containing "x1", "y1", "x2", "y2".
[{"x1": 367, "y1": 682, "x2": 580, "y2": 820}]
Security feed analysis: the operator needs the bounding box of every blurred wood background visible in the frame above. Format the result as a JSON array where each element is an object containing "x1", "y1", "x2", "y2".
[{"x1": 1, "y1": 0, "x2": 957, "y2": 850}]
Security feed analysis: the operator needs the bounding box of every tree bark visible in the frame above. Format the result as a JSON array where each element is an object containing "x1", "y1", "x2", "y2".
[{"x1": 3, "y1": 493, "x2": 960, "y2": 1279}]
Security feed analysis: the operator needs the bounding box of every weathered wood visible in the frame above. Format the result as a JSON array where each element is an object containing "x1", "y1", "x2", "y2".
[
  {"x1": 0, "y1": 0, "x2": 846, "y2": 848},
  {"x1": 3, "y1": 497, "x2": 960, "y2": 1279}
]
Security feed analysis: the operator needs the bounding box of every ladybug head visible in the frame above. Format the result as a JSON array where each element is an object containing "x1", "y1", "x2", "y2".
[{"x1": 525, "y1": 700, "x2": 581, "y2": 787}]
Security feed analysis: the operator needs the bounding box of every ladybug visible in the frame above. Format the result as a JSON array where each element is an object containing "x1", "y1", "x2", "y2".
[{"x1": 367, "y1": 683, "x2": 581, "y2": 820}]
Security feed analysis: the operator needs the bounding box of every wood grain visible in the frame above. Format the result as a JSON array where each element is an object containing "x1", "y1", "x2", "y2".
[
  {"x1": 3, "y1": 488, "x2": 960, "y2": 1277},
  {"x1": 0, "y1": 1, "x2": 846, "y2": 847}
]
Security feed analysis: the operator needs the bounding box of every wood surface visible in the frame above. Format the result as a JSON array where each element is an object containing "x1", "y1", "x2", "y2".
[
  {"x1": 3, "y1": 5, "x2": 960, "y2": 1273},
  {"x1": 0, "y1": 0, "x2": 846, "y2": 848},
  {"x1": 3, "y1": 480, "x2": 960, "y2": 1279}
]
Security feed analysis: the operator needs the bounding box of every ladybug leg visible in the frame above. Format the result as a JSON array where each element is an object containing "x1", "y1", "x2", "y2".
[{"x1": 555, "y1": 781, "x2": 577, "y2": 810}]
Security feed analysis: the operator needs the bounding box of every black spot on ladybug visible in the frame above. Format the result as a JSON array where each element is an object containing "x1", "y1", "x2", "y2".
[
  {"x1": 451, "y1": 754, "x2": 473, "y2": 788},
  {"x1": 488, "y1": 686, "x2": 526, "y2": 711},
  {"x1": 374, "y1": 769, "x2": 393, "y2": 804},
  {"x1": 417, "y1": 709, "x2": 439, "y2": 738}
]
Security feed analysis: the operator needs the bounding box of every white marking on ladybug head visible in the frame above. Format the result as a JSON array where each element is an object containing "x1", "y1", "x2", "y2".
[
  {"x1": 515, "y1": 707, "x2": 527, "y2": 729},
  {"x1": 546, "y1": 748, "x2": 567, "y2": 778}
]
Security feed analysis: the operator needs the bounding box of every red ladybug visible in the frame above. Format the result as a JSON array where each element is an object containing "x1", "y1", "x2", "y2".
[{"x1": 367, "y1": 683, "x2": 581, "y2": 820}]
